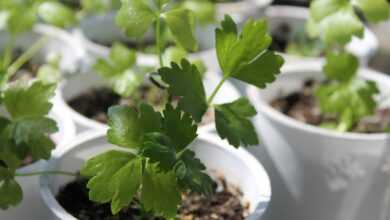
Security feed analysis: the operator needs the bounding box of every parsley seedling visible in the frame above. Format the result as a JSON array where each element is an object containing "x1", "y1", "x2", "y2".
[
  {"x1": 306, "y1": 0, "x2": 390, "y2": 132},
  {"x1": 81, "y1": 10, "x2": 284, "y2": 217}
]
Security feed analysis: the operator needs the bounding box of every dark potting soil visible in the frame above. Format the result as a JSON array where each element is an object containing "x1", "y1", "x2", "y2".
[
  {"x1": 56, "y1": 176, "x2": 248, "y2": 220},
  {"x1": 67, "y1": 85, "x2": 168, "y2": 124},
  {"x1": 60, "y1": 0, "x2": 82, "y2": 10},
  {"x1": 270, "y1": 23, "x2": 291, "y2": 53},
  {"x1": 271, "y1": 80, "x2": 390, "y2": 133},
  {"x1": 272, "y1": 0, "x2": 311, "y2": 7},
  {"x1": 67, "y1": 86, "x2": 214, "y2": 126}
]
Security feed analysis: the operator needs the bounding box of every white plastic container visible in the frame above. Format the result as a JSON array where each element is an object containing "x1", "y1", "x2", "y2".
[
  {"x1": 0, "y1": 106, "x2": 76, "y2": 220},
  {"x1": 40, "y1": 131, "x2": 271, "y2": 220},
  {"x1": 215, "y1": 0, "x2": 273, "y2": 21},
  {"x1": 0, "y1": 24, "x2": 86, "y2": 74},
  {"x1": 247, "y1": 62, "x2": 390, "y2": 220},
  {"x1": 265, "y1": 5, "x2": 378, "y2": 65},
  {"x1": 55, "y1": 70, "x2": 241, "y2": 133}
]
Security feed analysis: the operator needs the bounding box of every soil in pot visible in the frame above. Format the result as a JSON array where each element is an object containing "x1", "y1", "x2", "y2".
[
  {"x1": 270, "y1": 80, "x2": 390, "y2": 133},
  {"x1": 269, "y1": 23, "x2": 325, "y2": 57},
  {"x1": 272, "y1": 0, "x2": 311, "y2": 7},
  {"x1": 56, "y1": 175, "x2": 249, "y2": 220},
  {"x1": 67, "y1": 85, "x2": 214, "y2": 126},
  {"x1": 60, "y1": 0, "x2": 82, "y2": 10}
]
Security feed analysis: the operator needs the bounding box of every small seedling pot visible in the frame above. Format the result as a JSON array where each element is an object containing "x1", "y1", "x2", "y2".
[
  {"x1": 0, "y1": 106, "x2": 76, "y2": 220},
  {"x1": 54, "y1": 70, "x2": 240, "y2": 133},
  {"x1": 0, "y1": 24, "x2": 85, "y2": 74},
  {"x1": 39, "y1": 131, "x2": 271, "y2": 220},
  {"x1": 266, "y1": 5, "x2": 378, "y2": 65},
  {"x1": 247, "y1": 61, "x2": 390, "y2": 220}
]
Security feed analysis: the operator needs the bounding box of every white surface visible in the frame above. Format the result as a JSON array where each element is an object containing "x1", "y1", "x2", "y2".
[
  {"x1": 248, "y1": 62, "x2": 390, "y2": 220},
  {"x1": 55, "y1": 70, "x2": 241, "y2": 133},
  {"x1": 40, "y1": 131, "x2": 271, "y2": 220}
]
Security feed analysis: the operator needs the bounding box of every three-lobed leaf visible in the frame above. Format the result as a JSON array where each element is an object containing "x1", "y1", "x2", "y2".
[{"x1": 216, "y1": 15, "x2": 284, "y2": 88}]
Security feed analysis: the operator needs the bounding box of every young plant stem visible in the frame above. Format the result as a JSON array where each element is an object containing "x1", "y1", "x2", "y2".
[
  {"x1": 15, "y1": 170, "x2": 78, "y2": 177},
  {"x1": 6, "y1": 35, "x2": 49, "y2": 79},
  {"x1": 156, "y1": 16, "x2": 164, "y2": 67},
  {"x1": 2, "y1": 37, "x2": 15, "y2": 70},
  {"x1": 207, "y1": 75, "x2": 229, "y2": 105}
]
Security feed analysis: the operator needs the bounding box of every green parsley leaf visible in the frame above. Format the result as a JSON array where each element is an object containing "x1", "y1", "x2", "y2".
[
  {"x1": 115, "y1": 0, "x2": 156, "y2": 38},
  {"x1": 162, "y1": 9, "x2": 198, "y2": 51},
  {"x1": 0, "y1": 168, "x2": 22, "y2": 210},
  {"x1": 323, "y1": 51, "x2": 358, "y2": 82},
  {"x1": 81, "y1": 150, "x2": 141, "y2": 214},
  {"x1": 37, "y1": 2, "x2": 76, "y2": 28},
  {"x1": 216, "y1": 15, "x2": 284, "y2": 88},
  {"x1": 158, "y1": 59, "x2": 207, "y2": 122},
  {"x1": 181, "y1": 0, "x2": 216, "y2": 25},
  {"x1": 93, "y1": 43, "x2": 143, "y2": 97},
  {"x1": 308, "y1": 0, "x2": 364, "y2": 45},
  {"x1": 141, "y1": 133, "x2": 177, "y2": 171},
  {"x1": 141, "y1": 165, "x2": 181, "y2": 219},
  {"x1": 354, "y1": 0, "x2": 390, "y2": 23},
  {"x1": 175, "y1": 151, "x2": 214, "y2": 196},
  {"x1": 3, "y1": 81, "x2": 55, "y2": 120},
  {"x1": 162, "y1": 104, "x2": 197, "y2": 151},
  {"x1": 107, "y1": 104, "x2": 162, "y2": 149},
  {"x1": 215, "y1": 98, "x2": 259, "y2": 147},
  {"x1": 12, "y1": 117, "x2": 58, "y2": 160},
  {"x1": 316, "y1": 78, "x2": 380, "y2": 130}
]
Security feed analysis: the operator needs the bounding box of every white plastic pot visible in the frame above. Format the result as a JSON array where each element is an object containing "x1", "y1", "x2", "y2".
[
  {"x1": 0, "y1": 106, "x2": 76, "y2": 220},
  {"x1": 247, "y1": 62, "x2": 390, "y2": 220},
  {"x1": 0, "y1": 24, "x2": 85, "y2": 74},
  {"x1": 40, "y1": 131, "x2": 271, "y2": 220},
  {"x1": 215, "y1": 0, "x2": 273, "y2": 21},
  {"x1": 55, "y1": 70, "x2": 241, "y2": 133},
  {"x1": 266, "y1": 5, "x2": 378, "y2": 65}
]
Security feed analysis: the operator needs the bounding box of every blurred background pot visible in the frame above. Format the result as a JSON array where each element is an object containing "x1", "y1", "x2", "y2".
[{"x1": 247, "y1": 62, "x2": 390, "y2": 220}]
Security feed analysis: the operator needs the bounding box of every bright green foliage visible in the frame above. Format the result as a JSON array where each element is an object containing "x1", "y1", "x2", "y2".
[
  {"x1": 94, "y1": 43, "x2": 145, "y2": 97},
  {"x1": 115, "y1": 0, "x2": 198, "y2": 52},
  {"x1": 308, "y1": 0, "x2": 390, "y2": 45},
  {"x1": 37, "y1": 55, "x2": 62, "y2": 84},
  {"x1": 316, "y1": 79, "x2": 380, "y2": 131},
  {"x1": 354, "y1": 0, "x2": 390, "y2": 23},
  {"x1": 215, "y1": 98, "x2": 259, "y2": 147},
  {"x1": 180, "y1": 0, "x2": 216, "y2": 25},
  {"x1": 174, "y1": 150, "x2": 214, "y2": 196},
  {"x1": 141, "y1": 165, "x2": 181, "y2": 218},
  {"x1": 116, "y1": 0, "x2": 155, "y2": 38},
  {"x1": 81, "y1": 150, "x2": 140, "y2": 214},
  {"x1": 323, "y1": 52, "x2": 358, "y2": 82},
  {"x1": 0, "y1": 0, "x2": 76, "y2": 33},
  {"x1": 0, "y1": 167, "x2": 22, "y2": 210},
  {"x1": 162, "y1": 9, "x2": 197, "y2": 51},
  {"x1": 3, "y1": 81, "x2": 55, "y2": 120},
  {"x1": 83, "y1": 103, "x2": 211, "y2": 218},
  {"x1": 158, "y1": 59, "x2": 208, "y2": 122},
  {"x1": 37, "y1": 2, "x2": 76, "y2": 28},
  {"x1": 216, "y1": 15, "x2": 284, "y2": 88},
  {"x1": 162, "y1": 104, "x2": 197, "y2": 150},
  {"x1": 81, "y1": 0, "x2": 121, "y2": 14}
]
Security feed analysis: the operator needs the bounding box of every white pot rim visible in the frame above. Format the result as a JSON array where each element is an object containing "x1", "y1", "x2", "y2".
[
  {"x1": 34, "y1": 24, "x2": 86, "y2": 65},
  {"x1": 247, "y1": 61, "x2": 390, "y2": 141},
  {"x1": 40, "y1": 130, "x2": 271, "y2": 220},
  {"x1": 55, "y1": 70, "x2": 240, "y2": 133},
  {"x1": 265, "y1": 5, "x2": 378, "y2": 62}
]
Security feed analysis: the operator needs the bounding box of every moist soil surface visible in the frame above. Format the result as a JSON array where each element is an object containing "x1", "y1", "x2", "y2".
[
  {"x1": 67, "y1": 86, "x2": 214, "y2": 126},
  {"x1": 57, "y1": 176, "x2": 248, "y2": 220},
  {"x1": 271, "y1": 80, "x2": 390, "y2": 133}
]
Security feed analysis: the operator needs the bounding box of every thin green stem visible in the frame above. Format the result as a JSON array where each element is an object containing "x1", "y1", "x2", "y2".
[
  {"x1": 156, "y1": 16, "x2": 164, "y2": 67},
  {"x1": 6, "y1": 35, "x2": 50, "y2": 79},
  {"x1": 15, "y1": 170, "x2": 78, "y2": 177},
  {"x1": 207, "y1": 75, "x2": 229, "y2": 105},
  {"x1": 2, "y1": 37, "x2": 15, "y2": 70}
]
